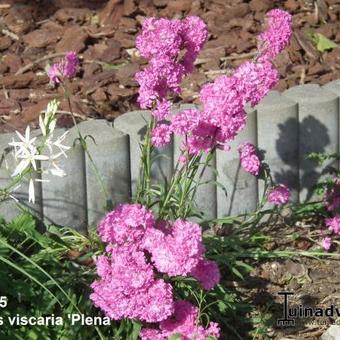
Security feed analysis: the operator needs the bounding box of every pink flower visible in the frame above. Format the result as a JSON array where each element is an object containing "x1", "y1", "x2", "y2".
[
  {"x1": 97, "y1": 203, "x2": 155, "y2": 245},
  {"x1": 93, "y1": 205, "x2": 220, "y2": 325},
  {"x1": 199, "y1": 75, "x2": 244, "y2": 129},
  {"x1": 258, "y1": 9, "x2": 292, "y2": 61},
  {"x1": 206, "y1": 322, "x2": 221, "y2": 339},
  {"x1": 141, "y1": 301, "x2": 220, "y2": 340},
  {"x1": 167, "y1": 11, "x2": 291, "y2": 156},
  {"x1": 90, "y1": 245, "x2": 174, "y2": 322},
  {"x1": 63, "y1": 51, "x2": 78, "y2": 78},
  {"x1": 140, "y1": 328, "x2": 164, "y2": 340},
  {"x1": 178, "y1": 154, "x2": 188, "y2": 164},
  {"x1": 136, "y1": 16, "x2": 207, "y2": 66},
  {"x1": 160, "y1": 300, "x2": 198, "y2": 336},
  {"x1": 136, "y1": 17, "x2": 183, "y2": 60},
  {"x1": 190, "y1": 258, "x2": 220, "y2": 290},
  {"x1": 238, "y1": 142, "x2": 261, "y2": 176},
  {"x1": 171, "y1": 109, "x2": 199, "y2": 135},
  {"x1": 142, "y1": 279, "x2": 174, "y2": 322},
  {"x1": 95, "y1": 255, "x2": 111, "y2": 278},
  {"x1": 186, "y1": 128, "x2": 217, "y2": 154},
  {"x1": 325, "y1": 216, "x2": 340, "y2": 235},
  {"x1": 135, "y1": 17, "x2": 207, "y2": 110},
  {"x1": 91, "y1": 275, "x2": 174, "y2": 323},
  {"x1": 172, "y1": 58, "x2": 280, "y2": 156},
  {"x1": 181, "y1": 16, "x2": 209, "y2": 54},
  {"x1": 322, "y1": 237, "x2": 332, "y2": 251},
  {"x1": 91, "y1": 10, "x2": 293, "y2": 333},
  {"x1": 151, "y1": 124, "x2": 172, "y2": 147},
  {"x1": 173, "y1": 116, "x2": 223, "y2": 155},
  {"x1": 233, "y1": 61, "x2": 279, "y2": 106},
  {"x1": 136, "y1": 10, "x2": 292, "y2": 156},
  {"x1": 324, "y1": 178, "x2": 340, "y2": 212},
  {"x1": 181, "y1": 16, "x2": 208, "y2": 73},
  {"x1": 135, "y1": 58, "x2": 185, "y2": 109},
  {"x1": 47, "y1": 51, "x2": 79, "y2": 84},
  {"x1": 47, "y1": 64, "x2": 61, "y2": 84},
  {"x1": 144, "y1": 219, "x2": 205, "y2": 276},
  {"x1": 152, "y1": 100, "x2": 171, "y2": 120},
  {"x1": 267, "y1": 184, "x2": 290, "y2": 205}
]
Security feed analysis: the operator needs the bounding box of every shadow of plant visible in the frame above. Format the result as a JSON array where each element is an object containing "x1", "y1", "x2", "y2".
[{"x1": 275, "y1": 116, "x2": 332, "y2": 203}]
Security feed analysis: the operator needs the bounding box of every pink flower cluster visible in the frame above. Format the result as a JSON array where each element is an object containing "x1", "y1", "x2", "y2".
[
  {"x1": 91, "y1": 246, "x2": 173, "y2": 322},
  {"x1": 98, "y1": 203, "x2": 155, "y2": 246},
  {"x1": 90, "y1": 204, "x2": 220, "y2": 333},
  {"x1": 135, "y1": 16, "x2": 208, "y2": 149},
  {"x1": 47, "y1": 51, "x2": 79, "y2": 85},
  {"x1": 267, "y1": 184, "x2": 290, "y2": 205},
  {"x1": 143, "y1": 219, "x2": 204, "y2": 276},
  {"x1": 258, "y1": 9, "x2": 293, "y2": 61},
  {"x1": 322, "y1": 237, "x2": 332, "y2": 251},
  {"x1": 140, "y1": 300, "x2": 220, "y2": 340},
  {"x1": 143, "y1": 219, "x2": 220, "y2": 289},
  {"x1": 322, "y1": 216, "x2": 340, "y2": 251},
  {"x1": 137, "y1": 10, "x2": 292, "y2": 156},
  {"x1": 324, "y1": 177, "x2": 340, "y2": 212},
  {"x1": 325, "y1": 216, "x2": 340, "y2": 235},
  {"x1": 151, "y1": 124, "x2": 172, "y2": 148},
  {"x1": 321, "y1": 178, "x2": 340, "y2": 250},
  {"x1": 135, "y1": 16, "x2": 208, "y2": 114},
  {"x1": 238, "y1": 142, "x2": 261, "y2": 176},
  {"x1": 173, "y1": 9, "x2": 291, "y2": 155}
]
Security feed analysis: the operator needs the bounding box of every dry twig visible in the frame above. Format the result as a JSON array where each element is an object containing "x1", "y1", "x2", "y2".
[
  {"x1": 220, "y1": 51, "x2": 257, "y2": 61},
  {"x1": 40, "y1": 110, "x2": 88, "y2": 121},
  {"x1": 84, "y1": 27, "x2": 116, "y2": 38},
  {"x1": 1, "y1": 29, "x2": 18, "y2": 41},
  {"x1": 15, "y1": 52, "x2": 68, "y2": 75}
]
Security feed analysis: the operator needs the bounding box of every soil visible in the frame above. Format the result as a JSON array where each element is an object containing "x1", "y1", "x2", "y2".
[
  {"x1": 228, "y1": 214, "x2": 340, "y2": 339},
  {"x1": 0, "y1": 0, "x2": 339, "y2": 134}
]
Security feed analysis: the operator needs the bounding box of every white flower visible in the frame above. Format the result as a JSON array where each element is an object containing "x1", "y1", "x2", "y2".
[
  {"x1": 28, "y1": 178, "x2": 35, "y2": 204},
  {"x1": 9, "y1": 126, "x2": 36, "y2": 158},
  {"x1": 39, "y1": 99, "x2": 59, "y2": 136},
  {"x1": 39, "y1": 115, "x2": 47, "y2": 136},
  {"x1": 11, "y1": 158, "x2": 31, "y2": 177},
  {"x1": 50, "y1": 163, "x2": 66, "y2": 177},
  {"x1": 9, "y1": 127, "x2": 49, "y2": 177},
  {"x1": 7, "y1": 100, "x2": 70, "y2": 205},
  {"x1": 46, "y1": 100, "x2": 59, "y2": 118},
  {"x1": 11, "y1": 152, "x2": 49, "y2": 177},
  {"x1": 46, "y1": 131, "x2": 70, "y2": 158}
]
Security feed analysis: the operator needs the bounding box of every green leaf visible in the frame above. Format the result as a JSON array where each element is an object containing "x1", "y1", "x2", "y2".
[
  {"x1": 90, "y1": 14, "x2": 99, "y2": 25},
  {"x1": 102, "y1": 61, "x2": 128, "y2": 70},
  {"x1": 311, "y1": 33, "x2": 338, "y2": 52},
  {"x1": 217, "y1": 300, "x2": 227, "y2": 313},
  {"x1": 169, "y1": 334, "x2": 182, "y2": 340},
  {"x1": 131, "y1": 320, "x2": 141, "y2": 340},
  {"x1": 0, "y1": 255, "x2": 62, "y2": 306},
  {"x1": 207, "y1": 337, "x2": 217, "y2": 340},
  {"x1": 226, "y1": 263, "x2": 245, "y2": 280}
]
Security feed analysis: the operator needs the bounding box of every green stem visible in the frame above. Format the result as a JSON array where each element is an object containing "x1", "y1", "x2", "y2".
[
  {"x1": 183, "y1": 150, "x2": 215, "y2": 218},
  {"x1": 178, "y1": 154, "x2": 203, "y2": 218},
  {"x1": 136, "y1": 117, "x2": 156, "y2": 206},
  {"x1": 158, "y1": 152, "x2": 199, "y2": 218}
]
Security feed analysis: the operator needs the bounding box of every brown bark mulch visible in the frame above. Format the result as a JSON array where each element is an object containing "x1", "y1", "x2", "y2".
[{"x1": 0, "y1": 0, "x2": 339, "y2": 134}]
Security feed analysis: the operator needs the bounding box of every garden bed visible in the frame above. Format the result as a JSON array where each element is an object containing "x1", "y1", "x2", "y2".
[
  {"x1": 0, "y1": 1, "x2": 340, "y2": 340},
  {"x1": 0, "y1": 0, "x2": 339, "y2": 133}
]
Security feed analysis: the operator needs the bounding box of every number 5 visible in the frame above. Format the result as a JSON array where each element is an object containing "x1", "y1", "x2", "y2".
[{"x1": 0, "y1": 296, "x2": 7, "y2": 308}]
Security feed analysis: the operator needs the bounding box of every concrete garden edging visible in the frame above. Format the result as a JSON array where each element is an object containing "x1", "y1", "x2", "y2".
[{"x1": 0, "y1": 81, "x2": 339, "y2": 232}]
